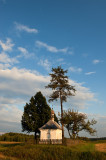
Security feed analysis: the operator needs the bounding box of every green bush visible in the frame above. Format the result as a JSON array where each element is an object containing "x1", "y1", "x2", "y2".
[{"x1": 0, "y1": 132, "x2": 34, "y2": 142}]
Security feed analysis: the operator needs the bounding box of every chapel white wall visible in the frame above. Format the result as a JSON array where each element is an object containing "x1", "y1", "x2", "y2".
[{"x1": 40, "y1": 129, "x2": 62, "y2": 140}]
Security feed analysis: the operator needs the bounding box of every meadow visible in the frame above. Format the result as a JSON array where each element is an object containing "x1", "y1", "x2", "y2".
[{"x1": 0, "y1": 140, "x2": 106, "y2": 160}]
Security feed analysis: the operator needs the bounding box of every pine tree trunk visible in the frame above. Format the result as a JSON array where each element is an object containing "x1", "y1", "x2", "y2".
[
  {"x1": 60, "y1": 94, "x2": 64, "y2": 142},
  {"x1": 34, "y1": 132, "x2": 37, "y2": 144}
]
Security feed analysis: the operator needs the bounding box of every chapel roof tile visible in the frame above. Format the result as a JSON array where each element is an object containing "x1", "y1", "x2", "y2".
[{"x1": 39, "y1": 120, "x2": 62, "y2": 130}]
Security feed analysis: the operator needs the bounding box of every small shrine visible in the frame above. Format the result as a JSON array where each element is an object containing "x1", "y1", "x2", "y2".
[{"x1": 39, "y1": 108, "x2": 62, "y2": 144}]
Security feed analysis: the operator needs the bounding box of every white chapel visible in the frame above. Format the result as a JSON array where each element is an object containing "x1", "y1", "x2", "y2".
[{"x1": 39, "y1": 108, "x2": 62, "y2": 144}]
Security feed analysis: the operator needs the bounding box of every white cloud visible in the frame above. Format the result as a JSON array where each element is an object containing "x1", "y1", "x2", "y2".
[
  {"x1": 18, "y1": 47, "x2": 28, "y2": 55},
  {"x1": 0, "y1": 63, "x2": 11, "y2": 69},
  {"x1": 85, "y1": 113, "x2": 106, "y2": 137},
  {"x1": 15, "y1": 22, "x2": 38, "y2": 34},
  {"x1": 0, "y1": 52, "x2": 18, "y2": 65},
  {"x1": 93, "y1": 59, "x2": 101, "y2": 64},
  {"x1": 67, "y1": 79, "x2": 96, "y2": 109},
  {"x1": 0, "y1": 38, "x2": 14, "y2": 52},
  {"x1": 0, "y1": 67, "x2": 50, "y2": 97},
  {"x1": 69, "y1": 66, "x2": 82, "y2": 73},
  {"x1": 36, "y1": 40, "x2": 68, "y2": 53},
  {"x1": 0, "y1": 96, "x2": 24, "y2": 105},
  {"x1": 0, "y1": 67, "x2": 49, "y2": 124},
  {"x1": 0, "y1": 104, "x2": 23, "y2": 123},
  {"x1": 18, "y1": 47, "x2": 34, "y2": 58},
  {"x1": 38, "y1": 59, "x2": 51, "y2": 71},
  {"x1": 88, "y1": 113, "x2": 106, "y2": 120},
  {"x1": 0, "y1": 67, "x2": 96, "y2": 110},
  {"x1": 0, "y1": 120, "x2": 21, "y2": 133},
  {"x1": 85, "y1": 72, "x2": 96, "y2": 75}
]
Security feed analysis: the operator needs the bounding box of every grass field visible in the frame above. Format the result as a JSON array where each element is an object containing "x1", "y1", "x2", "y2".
[{"x1": 0, "y1": 140, "x2": 106, "y2": 160}]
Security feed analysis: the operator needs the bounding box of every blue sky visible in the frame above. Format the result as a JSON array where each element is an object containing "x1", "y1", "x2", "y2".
[{"x1": 0, "y1": 0, "x2": 106, "y2": 137}]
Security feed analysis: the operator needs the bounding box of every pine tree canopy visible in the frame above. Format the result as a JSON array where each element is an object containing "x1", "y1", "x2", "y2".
[
  {"x1": 21, "y1": 91, "x2": 58, "y2": 136},
  {"x1": 46, "y1": 66, "x2": 76, "y2": 102}
]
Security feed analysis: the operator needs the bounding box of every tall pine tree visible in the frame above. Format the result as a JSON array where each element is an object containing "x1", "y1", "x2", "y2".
[{"x1": 46, "y1": 66, "x2": 76, "y2": 139}]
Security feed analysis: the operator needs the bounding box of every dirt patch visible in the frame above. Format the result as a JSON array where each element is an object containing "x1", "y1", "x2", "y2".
[
  {"x1": 0, "y1": 153, "x2": 5, "y2": 158},
  {"x1": 95, "y1": 143, "x2": 106, "y2": 152},
  {"x1": 0, "y1": 141, "x2": 22, "y2": 144}
]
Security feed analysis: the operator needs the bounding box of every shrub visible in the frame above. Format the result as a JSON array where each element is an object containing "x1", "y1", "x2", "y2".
[{"x1": 0, "y1": 132, "x2": 34, "y2": 142}]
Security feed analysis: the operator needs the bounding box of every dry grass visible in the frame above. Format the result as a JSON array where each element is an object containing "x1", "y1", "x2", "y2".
[
  {"x1": 0, "y1": 141, "x2": 106, "y2": 159},
  {"x1": 0, "y1": 141, "x2": 20, "y2": 159},
  {"x1": 0, "y1": 152, "x2": 18, "y2": 160},
  {"x1": 65, "y1": 138, "x2": 85, "y2": 146},
  {"x1": 0, "y1": 141, "x2": 22, "y2": 144},
  {"x1": 95, "y1": 143, "x2": 106, "y2": 152}
]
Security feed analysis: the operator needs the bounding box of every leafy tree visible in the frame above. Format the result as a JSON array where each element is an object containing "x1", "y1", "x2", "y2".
[
  {"x1": 21, "y1": 91, "x2": 58, "y2": 140},
  {"x1": 61, "y1": 110, "x2": 97, "y2": 139},
  {"x1": 46, "y1": 66, "x2": 76, "y2": 138}
]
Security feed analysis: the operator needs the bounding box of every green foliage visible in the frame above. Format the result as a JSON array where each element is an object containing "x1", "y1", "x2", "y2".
[
  {"x1": 61, "y1": 110, "x2": 97, "y2": 139},
  {"x1": 21, "y1": 91, "x2": 58, "y2": 138},
  {"x1": 0, "y1": 132, "x2": 34, "y2": 142},
  {"x1": 46, "y1": 66, "x2": 76, "y2": 103},
  {"x1": 70, "y1": 143, "x2": 95, "y2": 152},
  {"x1": 1, "y1": 143, "x2": 106, "y2": 160}
]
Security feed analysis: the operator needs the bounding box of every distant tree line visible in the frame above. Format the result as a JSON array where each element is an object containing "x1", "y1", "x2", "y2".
[
  {"x1": 0, "y1": 132, "x2": 34, "y2": 142},
  {"x1": 90, "y1": 137, "x2": 106, "y2": 141}
]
